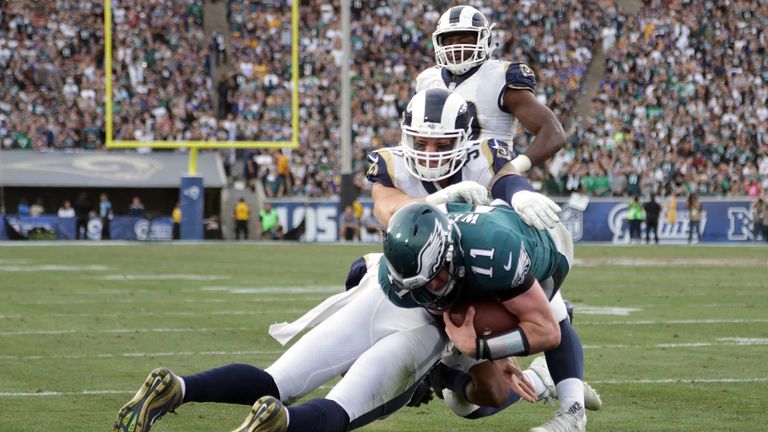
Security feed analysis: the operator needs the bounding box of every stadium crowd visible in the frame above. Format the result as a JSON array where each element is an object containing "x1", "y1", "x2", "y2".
[
  {"x1": 549, "y1": 0, "x2": 768, "y2": 198},
  {"x1": 1, "y1": 1, "x2": 766, "y2": 199}
]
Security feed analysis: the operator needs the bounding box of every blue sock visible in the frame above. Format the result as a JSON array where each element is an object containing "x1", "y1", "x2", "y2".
[
  {"x1": 182, "y1": 363, "x2": 279, "y2": 405},
  {"x1": 286, "y1": 399, "x2": 349, "y2": 432},
  {"x1": 464, "y1": 389, "x2": 521, "y2": 419},
  {"x1": 545, "y1": 319, "x2": 584, "y2": 383}
]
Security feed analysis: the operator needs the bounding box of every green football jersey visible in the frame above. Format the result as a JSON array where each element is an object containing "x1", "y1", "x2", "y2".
[{"x1": 381, "y1": 203, "x2": 569, "y2": 309}]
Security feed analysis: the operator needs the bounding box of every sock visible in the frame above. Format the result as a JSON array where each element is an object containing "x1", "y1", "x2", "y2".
[
  {"x1": 522, "y1": 369, "x2": 548, "y2": 399},
  {"x1": 555, "y1": 378, "x2": 584, "y2": 409},
  {"x1": 178, "y1": 376, "x2": 186, "y2": 400},
  {"x1": 464, "y1": 390, "x2": 521, "y2": 419},
  {"x1": 545, "y1": 319, "x2": 584, "y2": 383},
  {"x1": 182, "y1": 363, "x2": 279, "y2": 405},
  {"x1": 286, "y1": 399, "x2": 349, "y2": 432}
]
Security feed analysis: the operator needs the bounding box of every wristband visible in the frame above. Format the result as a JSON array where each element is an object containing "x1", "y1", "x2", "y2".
[
  {"x1": 490, "y1": 174, "x2": 534, "y2": 203},
  {"x1": 511, "y1": 154, "x2": 532, "y2": 173},
  {"x1": 476, "y1": 328, "x2": 530, "y2": 360}
]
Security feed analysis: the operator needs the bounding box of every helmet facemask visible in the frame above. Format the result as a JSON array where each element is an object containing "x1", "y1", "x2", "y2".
[
  {"x1": 432, "y1": 6, "x2": 494, "y2": 75},
  {"x1": 401, "y1": 89, "x2": 473, "y2": 182}
]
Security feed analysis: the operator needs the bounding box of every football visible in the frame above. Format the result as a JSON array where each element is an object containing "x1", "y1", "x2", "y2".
[{"x1": 448, "y1": 298, "x2": 520, "y2": 336}]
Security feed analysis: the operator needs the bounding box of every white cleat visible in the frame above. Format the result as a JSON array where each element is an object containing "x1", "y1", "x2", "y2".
[
  {"x1": 529, "y1": 401, "x2": 587, "y2": 432},
  {"x1": 528, "y1": 356, "x2": 603, "y2": 411}
]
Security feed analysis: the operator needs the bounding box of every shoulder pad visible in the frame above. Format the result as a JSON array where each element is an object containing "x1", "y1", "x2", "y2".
[
  {"x1": 505, "y1": 62, "x2": 537, "y2": 92},
  {"x1": 366, "y1": 148, "x2": 396, "y2": 188}
]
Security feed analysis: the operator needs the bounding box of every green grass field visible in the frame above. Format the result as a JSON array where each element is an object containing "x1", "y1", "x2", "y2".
[{"x1": 1, "y1": 243, "x2": 767, "y2": 431}]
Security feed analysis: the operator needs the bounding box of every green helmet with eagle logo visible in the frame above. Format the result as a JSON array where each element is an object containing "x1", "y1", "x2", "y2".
[{"x1": 382, "y1": 202, "x2": 465, "y2": 310}]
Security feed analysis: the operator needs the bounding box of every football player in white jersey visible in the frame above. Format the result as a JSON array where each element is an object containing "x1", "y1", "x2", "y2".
[
  {"x1": 415, "y1": 5, "x2": 565, "y2": 176},
  {"x1": 366, "y1": 88, "x2": 599, "y2": 432},
  {"x1": 405, "y1": 6, "x2": 597, "y2": 430},
  {"x1": 112, "y1": 90, "x2": 567, "y2": 432}
]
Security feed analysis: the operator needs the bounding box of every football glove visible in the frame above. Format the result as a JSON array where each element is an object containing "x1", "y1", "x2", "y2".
[
  {"x1": 510, "y1": 190, "x2": 561, "y2": 230},
  {"x1": 425, "y1": 181, "x2": 490, "y2": 206}
]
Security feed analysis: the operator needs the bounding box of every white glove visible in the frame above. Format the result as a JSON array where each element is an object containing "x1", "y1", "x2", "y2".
[
  {"x1": 425, "y1": 181, "x2": 490, "y2": 206},
  {"x1": 510, "y1": 190, "x2": 561, "y2": 230}
]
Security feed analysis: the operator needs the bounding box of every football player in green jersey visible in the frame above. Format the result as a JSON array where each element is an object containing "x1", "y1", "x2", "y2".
[{"x1": 381, "y1": 200, "x2": 588, "y2": 431}]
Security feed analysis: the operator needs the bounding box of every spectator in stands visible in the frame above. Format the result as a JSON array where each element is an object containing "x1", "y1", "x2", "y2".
[
  {"x1": 17, "y1": 198, "x2": 30, "y2": 217},
  {"x1": 643, "y1": 193, "x2": 662, "y2": 244},
  {"x1": 29, "y1": 198, "x2": 45, "y2": 217},
  {"x1": 687, "y1": 193, "x2": 703, "y2": 244},
  {"x1": 99, "y1": 193, "x2": 113, "y2": 240},
  {"x1": 339, "y1": 205, "x2": 360, "y2": 242},
  {"x1": 233, "y1": 198, "x2": 251, "y2": 240},
  {"x1": 128, "y1": 196, "x2": 145, "y2": 217},
  {"x1": 259, "y1": 202, "x2": 279, "y2": 239},
  {"x1": 74, "y1": 193, "x2": 92, "y2": 240},
  {"x1": 58, "y1": 200, "x2": 76, "y2": 218}
]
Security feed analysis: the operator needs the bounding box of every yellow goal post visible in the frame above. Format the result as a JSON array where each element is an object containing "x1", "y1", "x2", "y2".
[{"x1": 104, "y1": 0, "x2": 300, "y2": 161}]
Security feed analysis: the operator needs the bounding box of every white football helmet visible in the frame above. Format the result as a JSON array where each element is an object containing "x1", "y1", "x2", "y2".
[
  {"x1": 433, "y1": 5, "x2": 494, "y2": 75},
  {"x1": 401, "y1": 88, "x2": 473, "y2": 182}
]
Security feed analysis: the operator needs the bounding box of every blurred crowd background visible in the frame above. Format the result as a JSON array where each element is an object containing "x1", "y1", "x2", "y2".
[{"x1": 1, "y1": 0, "x2": 766, "y2": 199}]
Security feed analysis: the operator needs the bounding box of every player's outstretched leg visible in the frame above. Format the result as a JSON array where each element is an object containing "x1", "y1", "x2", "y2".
[
  {"x1": 114, "y1": 367, "x2": 183, "y2": 432},
  {"x1": 231, "y1": 396, "x2": 288, "y2": 432}
]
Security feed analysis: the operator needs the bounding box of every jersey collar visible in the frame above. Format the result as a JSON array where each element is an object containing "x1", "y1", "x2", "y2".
[
  {"x1": 441, "y1": 64, "x2": 483, "y2": 90},
  {"x1": 420, "y1": 167, "x2": 465, "y2": 194}
]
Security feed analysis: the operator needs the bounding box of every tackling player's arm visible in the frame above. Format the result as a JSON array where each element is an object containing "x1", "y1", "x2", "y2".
[
  {"x1": 500, "y1": 63, "x2": 566, "y2": 171},
  {"x1": 372, "y1": 183, "x2": 423, "y2": 227}
]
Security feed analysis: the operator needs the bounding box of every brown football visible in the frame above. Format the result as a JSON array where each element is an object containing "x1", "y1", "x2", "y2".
[{"x1": 448, "y1": 298, "x2": 520, "y2": 336}]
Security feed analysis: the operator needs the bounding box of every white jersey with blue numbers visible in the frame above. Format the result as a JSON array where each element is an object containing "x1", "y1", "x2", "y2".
[
  {"x1": 414, "y1": 60, "x2": 537, "y2": 145},
  {"x1": 366, "y1": 138, "x2": 514, "y2": 197}
]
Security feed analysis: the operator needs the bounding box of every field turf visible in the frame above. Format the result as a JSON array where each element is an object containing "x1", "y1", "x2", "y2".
[{"x1": 1, "y1": 242, "x2": 766, "y2": 431}]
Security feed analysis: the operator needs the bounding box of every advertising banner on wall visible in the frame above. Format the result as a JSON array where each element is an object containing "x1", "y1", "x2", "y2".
[
  {"x1": 1, "y1": 199, "x2": 759, "y2": 243},
  {"x1": 266, "y1": 198, "x2": 759, "y2": 244}
]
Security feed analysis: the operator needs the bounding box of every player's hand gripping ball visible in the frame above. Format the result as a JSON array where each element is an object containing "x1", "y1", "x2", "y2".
[{"x1": 448, "y1": 298, "x2": 519, "y2": 336}]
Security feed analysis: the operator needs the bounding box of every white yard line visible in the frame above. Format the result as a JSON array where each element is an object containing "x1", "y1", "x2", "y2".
[
  {"x1": 8, "y1": 297, "x2": 327, "y2": 305},
  {"x1": 99, "y1": 275, "x2": 231, "y2": 281},
  {"x1": 576, "y1": 318, "x2": 768, "y2": 325},
  {"x1": 2, "y1": 378, "x2": 766, "y2": 398},
  {"x1": 0, "y1": 327, "x2": 253, "y2": 336},
  {"x1": 0, "y1": 265, "x2": 110, "y2": 272},
  {"x1": 0, "y1": 349, "x2": 281, "y2": 361}
]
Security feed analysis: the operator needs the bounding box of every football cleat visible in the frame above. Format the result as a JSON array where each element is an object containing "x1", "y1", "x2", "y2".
[
  {"x1": 529, "y1": 401, "x2": 587, "y2": 432},
  {"x1": 528, "y1": 356, "x2": 603, "y2": 411},
  {"x1": 114, "y1": 367, "x2": 183, "y2": 432},
  {"x1": 232, "y1": 396, "x2": 288, "y2": 432}
]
